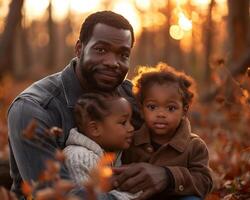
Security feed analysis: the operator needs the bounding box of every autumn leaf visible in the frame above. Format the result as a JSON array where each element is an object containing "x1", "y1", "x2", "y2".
[
  {"x1": 22, "y1": 119, "x2": 37, "y2": 139},
  {"x1": 21, "y1": 181, "x2": 33, "y2": 197}
]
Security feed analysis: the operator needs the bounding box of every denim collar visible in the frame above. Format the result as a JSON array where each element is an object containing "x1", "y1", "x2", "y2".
[{"x1": 61, "y1": 58, "x2": 85, "y2": 108}]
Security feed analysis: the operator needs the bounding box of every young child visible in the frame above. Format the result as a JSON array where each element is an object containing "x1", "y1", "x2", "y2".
[
  {"x1": 122, "y1": 63, "x2": 213, "y2": 200},
  {"x1": 63, "y1": 93, "x2": 139, "y2": 200}
]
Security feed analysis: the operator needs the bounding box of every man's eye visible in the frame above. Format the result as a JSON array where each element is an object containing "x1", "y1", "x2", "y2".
[
  {"x1": 95, "y1": 47, "x2": 106, "y2": 53},
  {"x1": 121, "y1": 53, "x2": 130, "y2": 60}
]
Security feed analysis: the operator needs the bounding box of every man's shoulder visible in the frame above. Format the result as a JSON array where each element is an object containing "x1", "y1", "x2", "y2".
[
  {"x1": 120, "y1": 79, "x2": 133, "y2": 92},
  {"x1": 11, "y1": 72, "x2": 63, "y2": 108}
]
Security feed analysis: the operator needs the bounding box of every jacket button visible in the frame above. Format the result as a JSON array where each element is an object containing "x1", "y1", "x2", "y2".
[
  {"x1": 146, "y1": 146, "x2": 153, "y2": 153},
  {"x1": 179, "y1": 185, "x2": 184, "y2": 191}
]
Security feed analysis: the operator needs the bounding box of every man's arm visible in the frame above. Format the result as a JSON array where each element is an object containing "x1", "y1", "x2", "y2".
[
  {"x1": 112, "y1": 163, "x2": 167, "y2": 200},
  {"x1": 8, "y1": 99, "x2": 84, "y2": 198},
  {"x1": 8, "y1": 98, "x2": 117, "y2": 200},
  {"x1": 8, "y1": 99, "x2": 70, "y2": 181},
  {"x1": 112, "y1": 139, "x2": 213, "y2": 199}
]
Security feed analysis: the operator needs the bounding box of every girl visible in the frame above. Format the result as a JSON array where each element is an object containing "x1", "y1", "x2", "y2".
[
  {"x1": 122, "y1": 63, "x2": 213, "y2": 200},
  {"x1": 64, "y1": 93, "x2": 138, "y2": 200}
]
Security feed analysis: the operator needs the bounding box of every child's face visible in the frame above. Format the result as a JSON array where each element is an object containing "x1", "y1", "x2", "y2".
[
  {"x1": 98, "y1": 98, "x2": 134, "y2": 151},
  {"x1": 142, "y1": 82, "x2": 185, "y2": 143}
]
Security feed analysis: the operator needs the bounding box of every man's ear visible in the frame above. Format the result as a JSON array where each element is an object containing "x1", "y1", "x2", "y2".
[
  {"x1": 86, "y1": 121, "x2": 101, "y2": 137},
  {"x1": 75, "y1": 40, "x2": 83, "y2": 58}
]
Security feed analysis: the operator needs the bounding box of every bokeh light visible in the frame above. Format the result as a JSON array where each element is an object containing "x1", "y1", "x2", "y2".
[
  {"x1": 178, "y1": 12, "x2": 192, "y2": 31},
  {"x1": 70, "y1": 0, "x2": 101, "y2": 14},
  {"x1": 135, "y1": 0, "x2": 151, "y2": 11},
  {"x1": 112, "y1": 0, "x2": 141, "y2": 36},
  {"x1": 169, "y1": 25, "x2": 185, "y2": 40},
  {"x1": 24, "y1": 0, "x2": 49, "y2": 20},
  {"x1": 51, "y1": 0, "x2": 70, "y2": 22}
]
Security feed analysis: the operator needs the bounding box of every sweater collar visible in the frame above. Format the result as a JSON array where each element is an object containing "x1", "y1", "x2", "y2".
[
  {"x1": 66, "y1": 128, "x2": 104, "y2": 156},
  {"x1": 133, "y1": 118, "x2": 192, "y2": 153}
]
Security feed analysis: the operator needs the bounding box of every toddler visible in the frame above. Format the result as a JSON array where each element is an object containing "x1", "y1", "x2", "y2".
[
  {"x1": 122, "y1": 63, "x2": 213, "y2": 200},
  {"x1": 64, "y1": 93, "x2": 138, "y2": 200}
]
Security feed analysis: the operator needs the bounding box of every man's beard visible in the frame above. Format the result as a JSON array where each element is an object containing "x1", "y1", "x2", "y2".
[{"x1": 79, "y1": 58, "x2": 123, "y2": 92}]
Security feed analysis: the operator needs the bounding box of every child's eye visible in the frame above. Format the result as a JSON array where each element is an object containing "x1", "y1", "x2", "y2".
[
  {"x1": 119, "y1": 120, "x2": 127, "y2": 125},
  {"x1": 167, "y1": 106, "x2": 176, "y2": 112},
  {"x1": 146, "y1": 104, "x2": 156, "y2": 110}
]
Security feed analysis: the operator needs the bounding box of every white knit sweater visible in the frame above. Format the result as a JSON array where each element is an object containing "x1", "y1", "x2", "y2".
[{"x1": 63, "y1": 128, "x2": 139, "y2": 200}]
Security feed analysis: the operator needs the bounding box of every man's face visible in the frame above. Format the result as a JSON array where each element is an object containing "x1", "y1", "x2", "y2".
[{"x1": 76, "y1": 23, "x2": 132, "y2": 92}]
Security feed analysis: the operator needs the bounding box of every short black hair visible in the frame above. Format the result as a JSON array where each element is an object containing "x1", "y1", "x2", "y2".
[{"x1": 79, "y1": 10, "x2": 134, "y2": 47}]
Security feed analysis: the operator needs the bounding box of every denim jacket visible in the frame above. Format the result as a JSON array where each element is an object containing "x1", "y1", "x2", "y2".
[{"x1": 8, "y1": 58, "x2": 142, "y2": 199}]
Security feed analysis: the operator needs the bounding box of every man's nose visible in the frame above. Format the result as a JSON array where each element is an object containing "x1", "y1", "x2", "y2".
[{"x1": 103, "y1": 53, "x2": 119, "y2": 69}]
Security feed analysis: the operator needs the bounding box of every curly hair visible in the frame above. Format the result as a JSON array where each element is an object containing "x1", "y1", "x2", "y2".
[
  {"x1": 132, "y1": 62, "x2": 196, "y2": 108},
  {"x1": 74, "y1": 93, "x2": 121, "y2": 133},
  {"x1": 79, "y1": 10, "x2": 134, "y2": 47}
]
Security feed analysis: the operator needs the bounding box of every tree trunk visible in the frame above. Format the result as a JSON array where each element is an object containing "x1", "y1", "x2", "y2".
[
  {"x1": 203, "y1": 0, "x2": 215, "y2": 84},
  {"x1": 0, "y1": 0, "x2": 24, "y2": 78},
  {"x1": 228, "y1": 0, "x2": 249, "y2": 63},
  {"x1": 46, "y1": 1, "x2": 56, "y2": 70}
]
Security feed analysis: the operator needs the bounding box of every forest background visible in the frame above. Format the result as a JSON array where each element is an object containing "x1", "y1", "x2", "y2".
[{"x1": 0, "y1": 0, "x2": 249, "y2": 199}]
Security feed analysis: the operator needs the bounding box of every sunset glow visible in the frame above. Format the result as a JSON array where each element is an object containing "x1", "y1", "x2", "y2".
[
  {"x1": 170, "y1": 25, "x2": 184, "y2": 40},
  {"x1": 51, "y1": 0, "x2": 70, "y2": 22},
  {"x1": 135, "y1": 0, "x2": 151, "y2": 11},
  {"x1": 70, "y1": 0, "x2": 102, "y2": 14},
  {"x1": 24, "y1": 0, "x2": 49, "y2": 20},
  {"x1": 178, "y1": 12, "x2": 192, "y2": 31},
  {"x1": 112, "y1": 0, "x2": 141, "y2": 35},
  {"x1": 0, "y1": 0, "x2": 228, "y2": 40}
]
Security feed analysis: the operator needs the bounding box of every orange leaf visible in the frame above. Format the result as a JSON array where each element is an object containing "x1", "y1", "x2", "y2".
[
  {"x1": 22, "y1": 119, "x2": 37, "y2": 139},
  {"x1": 21, "y1": 181, "x2": 32, "y2": 196},
  {"x1": 54, "y1": 149, "x2": 66, "y2": 162}
]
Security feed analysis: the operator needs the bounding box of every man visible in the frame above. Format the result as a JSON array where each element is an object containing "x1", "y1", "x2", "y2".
[{"x1": 8, "y1": 11, "x2": 168, "y2": 200}]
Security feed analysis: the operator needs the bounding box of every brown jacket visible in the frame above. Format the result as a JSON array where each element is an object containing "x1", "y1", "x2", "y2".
[{"x1": 122, "y1": 118, "x2": 213, "y2": 199}]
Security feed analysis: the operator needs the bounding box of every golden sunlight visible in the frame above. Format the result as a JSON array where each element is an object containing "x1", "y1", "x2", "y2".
[
  {"x1": 0, "y1": 0, "x2": 10, "y2": 33},
  {"x1": 135, "y1": 0, "x2": 151, "y2": 11},
  {"x1": 24, "y1": 0, "x2": 49, "y2": 20},
  {"x1": 70, "y1": 0, "x2": 102, "y2": 14},
  {"x1": 191, "y1": 0, "x2": 211, "y2": 9},
  {"x1": 51, "y1": 0, "x2": 70, "y2": 22},
  {"x1": 169, "y1": 25, "x2": 184, "y2": 40},
  {"x1": 178, "y1": 12, "x2": 192, "y2": 31},
  {"x1": 112, "y1": 0, "x2": 141, "y2": 36},
  {"x1": 142, "y1": 11, "x2": 166, "y2": 28}
]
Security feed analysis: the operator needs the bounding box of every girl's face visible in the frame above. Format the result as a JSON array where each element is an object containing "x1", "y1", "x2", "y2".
[
  {"x1": 97, "y1": 98, "x2": 134, "y2": 151},
  {"x1": 142, "y1": 82, "x2": 185, "y2": 144}
]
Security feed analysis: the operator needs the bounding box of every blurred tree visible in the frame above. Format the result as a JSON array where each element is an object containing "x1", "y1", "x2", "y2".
[
  {"x1": 46, "y1": 0, "x2": 56, "y2": 70},
  {"x1": 0, "y1": 0, "x2": 24, "y2": 79},
  {"x1": 227, "y1": 0, "x2": 250, "y2": 76},
  {"x1": 203, "y1": 0, "x2": 215, "y2": 84},
  {"x1": 201, "y1": 0, "x2": 250, "y2": 102},
  {"x1": 228, "y1": 0, "x2": 249, "y2": 63}
]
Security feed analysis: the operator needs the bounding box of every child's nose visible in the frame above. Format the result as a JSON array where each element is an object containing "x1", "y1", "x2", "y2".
[
  {"x1": 157, "y1": 109, "x2": 167, "y2": 117},
  {"x1": 127, "y1": 122, "x2": 134, "y2": 132}
]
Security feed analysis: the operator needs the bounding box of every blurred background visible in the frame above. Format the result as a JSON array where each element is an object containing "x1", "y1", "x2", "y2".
[{"x1": 0, "y1": 0, "x2": 249, "y2": 199}]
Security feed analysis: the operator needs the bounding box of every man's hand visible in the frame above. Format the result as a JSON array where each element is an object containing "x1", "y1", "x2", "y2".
[{"x1": 112, "y1": 163, "x2": 167, "y2": 200}]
